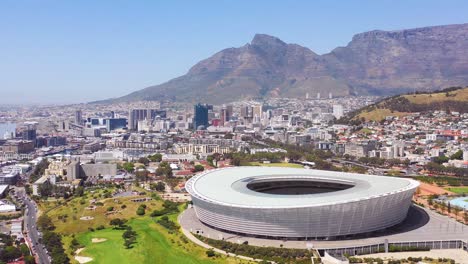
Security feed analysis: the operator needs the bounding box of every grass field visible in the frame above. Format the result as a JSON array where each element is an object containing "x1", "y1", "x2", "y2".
[
  {"x1": 42, "y1": 189, "x2": 243, "y2": 264},
  {"x1": 444, "y1": 186, "x2": 468, "y2": 194},
  {"x1": 356, "y1": 108, "x2": 409, "y2": 122},
  {"x1": 73, "y1": 217, "x2": 233, "y2": 264},
  {"x1": 244, "y1": 162, "x2": 303, "y2": 168},
  {"x1": 46, "y1": 189, "x2": 162, "y2": 234},
  {"x1": 403, "y1": 88, "x2": 468, "y2": 104}
]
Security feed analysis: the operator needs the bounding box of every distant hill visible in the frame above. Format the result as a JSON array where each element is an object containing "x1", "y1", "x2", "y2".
[
  {"x1": 97, "y1": 23, "x2": 468, "y2": 104},
  {"x1": 343, "y1": 87, "x2": 468, "y2": 122}
]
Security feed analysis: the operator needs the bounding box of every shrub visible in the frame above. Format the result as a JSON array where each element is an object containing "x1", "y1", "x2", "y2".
[
  {"x1": 206, "y1": 249, "x2": 216, "y2": 257},
  {"x1": 136, "y1": 207, "x2": 145, "y2": 216}
]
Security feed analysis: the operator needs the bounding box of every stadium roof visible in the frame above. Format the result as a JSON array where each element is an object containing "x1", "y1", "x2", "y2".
[{"x1": 186, "y1": 167, "x2": 419, "y2": 208}]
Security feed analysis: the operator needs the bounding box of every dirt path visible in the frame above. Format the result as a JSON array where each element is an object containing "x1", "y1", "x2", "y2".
[{"x1": 418, "y1": 182, "x2": 453, "y2": 196}]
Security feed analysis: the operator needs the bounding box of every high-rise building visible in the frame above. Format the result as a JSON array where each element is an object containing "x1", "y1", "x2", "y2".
[
  {"x1": 252, "y1": 104, "x2": 262, "y2": 124},
  {"x1": 75, "y1": 110, "x2": 83, "y2": 125},
  {"x1": 219, "y1": 104, "x2": 233, "y2": 126},
  {"x1": 194, "y1": 103, "x2": 209, "y2": 130},
  {"x1": 128, "y1": 109, "x2": 167, "y2": 130},
  {"x1": 106, "y1": 118, "x2": 127, "y2": 131},
  {"x1": 22, "y1": 129, "x2": 36, "y2": 141},
  {"x1": 22, "y1": 122, "x2": 37, "y2": 143}
]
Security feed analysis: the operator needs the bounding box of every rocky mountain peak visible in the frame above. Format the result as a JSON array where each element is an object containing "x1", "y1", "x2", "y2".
[{"x1": 99, "y1": 24, "x2": 468, "y2": 104}]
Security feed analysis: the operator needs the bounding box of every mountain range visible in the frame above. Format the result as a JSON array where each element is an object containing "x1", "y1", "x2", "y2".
[{"x1": 99, "y1": 23, "x2": 468, "y2": 104}]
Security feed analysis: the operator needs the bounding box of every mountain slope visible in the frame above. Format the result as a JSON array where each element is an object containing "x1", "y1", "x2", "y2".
[
  {"x1": 102, "y1": 23, "x2": 468, "y2": 104},
  {"x1": 344, "y1": 87, "x2": 468, "y2": 122}
]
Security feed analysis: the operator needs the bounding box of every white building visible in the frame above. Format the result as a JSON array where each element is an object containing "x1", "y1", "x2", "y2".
[{"x1": 332, "y1": 104, "x2": 344, "y2": 119}]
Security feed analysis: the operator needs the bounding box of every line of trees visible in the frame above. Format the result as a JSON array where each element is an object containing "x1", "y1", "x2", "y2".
[
  {"x1": 197, "y1": 235, "x2": 313, "y2": 263},
  {"x1": 425, "y1": 162, "x2": 468, "y2": 178},
  {"x1": 37, "y1": 214, "x2": 70, "y2": 264}
]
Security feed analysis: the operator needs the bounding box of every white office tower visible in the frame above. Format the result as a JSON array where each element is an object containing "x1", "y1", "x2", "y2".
[
  {"x1": 329, "y1": 92, "x2": 333, "y2": 99},
  {"x1": 317, "y1": 92, "x2": 321, "y2": 99},
  {"x1": 332, "y1": 104, "x2": 344, "y2": 119}
]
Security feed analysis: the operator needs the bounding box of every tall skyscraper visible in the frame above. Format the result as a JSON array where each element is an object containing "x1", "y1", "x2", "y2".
[
  {"x1": 75, "y1": 110, "x2": 83, "y2": 125},
  {"x1": 252, "y1": 104, "x2": 262, "y2": 124},
  {"x1": 22, "y1": 122, "x2": 37, "y2": 145},
  {"x1": 194, "y1": 103, "x2": 209, "y2": 129},
  {"x1": 219, "y1": 104, "x2": 233, "y2": 126},
  {"x1": 128, "y1": 109, "x2": 167, "y2": 130}
]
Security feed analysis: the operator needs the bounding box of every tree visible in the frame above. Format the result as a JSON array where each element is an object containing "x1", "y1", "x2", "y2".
[
  {"x1": 450, "y1": 150, "x2": 463, "y2": 160},
  {"x1": 0, "y1": 246, "x2": 22, "y2": 262},
  {"x1": 20, "y1": 243, "x2": 30, "y2": 256},
  {"x1": 122, "y1": 226, "x2": 137, "y2": 249},
  {"x1": 109, "y1": 218, "x2": 127, "y2": 228},
  {"x1": 24, "y1": 255, "x2": 35, "y2": 264},
  {"x1": 135, "y1": 169, "x2": 149, "y2": 182},
  {"x1": 39, "y1": 180, "x2": 53, "y2": 197},
  {"x1": 74, "y1": 186, "x2": 84, "y2": 197},
  {"x1": 37, "y1": 214, "x2": 55, "y2": 231},
  {"x1": 206, "y1": 249, "x2": 216, "y2": 257},
  {"x1": 231, "y1": 157, "x2": 242, "y2": 166},
  {"x1": 192, "y1": 164, "x2": 205, "y2": 172},
  {"x1": 148, "y1": 153, "x2": 162, "y2": 162},
  {"x1": 151, "y1": 182, "x2": 165, "y2": 192},
  {"x1": 433, "y1": 155, "x2": 449, "y2": 164},
  {"x1": 137, "y1": 157, "x2": 150, "y2": 166},
  {"x1": 287, "y1": 150, "x2": 302, "y2": 161},
  {"x1": 122, "y1": 162, "x2": 135, "y2": 173},
  {"x1": 156, "y1": 162, "x2": 173, "y2": 177},
  {"x1": 136, "y1": 207, "x2": 145, "y2": 216}
]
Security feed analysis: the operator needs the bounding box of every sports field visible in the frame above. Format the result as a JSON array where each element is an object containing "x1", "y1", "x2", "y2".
[{"x1": 444, "y1": 186, "x2": 468, "y2": 194}]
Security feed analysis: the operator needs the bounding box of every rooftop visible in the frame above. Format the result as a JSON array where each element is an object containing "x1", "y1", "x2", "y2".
[{"x1": 186, "y1": 167, "x2": 419, "y2": 208}]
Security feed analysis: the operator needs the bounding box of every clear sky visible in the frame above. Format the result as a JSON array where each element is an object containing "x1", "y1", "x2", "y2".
[{"x1": 1, "y1": 1, "x2": 467, "y2": 105}]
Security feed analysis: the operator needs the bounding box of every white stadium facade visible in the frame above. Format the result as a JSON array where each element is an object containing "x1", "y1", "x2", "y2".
[{"x1": 185, "y1": 167, "x2": 419, "y2": 239}]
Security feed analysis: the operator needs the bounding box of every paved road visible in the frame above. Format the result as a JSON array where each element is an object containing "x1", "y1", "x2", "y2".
[{"x1": 16, "y1": 188, "x2": 51, "y2": 264}]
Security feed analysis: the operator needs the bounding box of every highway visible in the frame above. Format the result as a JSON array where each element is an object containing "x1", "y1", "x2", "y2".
[{"x1": 16, "y1": 187, "x2": 51, "y2": 264}]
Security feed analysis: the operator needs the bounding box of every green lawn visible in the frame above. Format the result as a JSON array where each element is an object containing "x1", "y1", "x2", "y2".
[
  {"x1": 245, "y1": 162, "x2": 303, "y2": 168},
  {"x1": 73, "y1": 217, "x2": 237, "y2": 264},
  {"x1": 44, "y1": 191, "x2": 242, "y2": 264},
  {"x1": 445, "y1": 186, "x2": 468, "y2": 194}
]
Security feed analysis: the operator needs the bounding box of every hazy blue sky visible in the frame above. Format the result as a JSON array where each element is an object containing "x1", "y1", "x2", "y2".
[{"x1": 1, "y1": 1, "x2": 467, "y2": 104}]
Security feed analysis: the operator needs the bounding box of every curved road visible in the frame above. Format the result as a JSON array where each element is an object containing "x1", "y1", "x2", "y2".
[{"x1": 16, "y1": 188, "x2": 51, "y2": 264}]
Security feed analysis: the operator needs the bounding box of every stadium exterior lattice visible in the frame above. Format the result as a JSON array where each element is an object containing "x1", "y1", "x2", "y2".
[{"x1": 185, "y1": 167, "x2": 419, "y2": 239}]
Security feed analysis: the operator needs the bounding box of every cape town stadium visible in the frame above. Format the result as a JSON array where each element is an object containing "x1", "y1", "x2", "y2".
[{"x1": 185, "y1": 167, "x2": 419, "y2": 239}]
